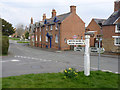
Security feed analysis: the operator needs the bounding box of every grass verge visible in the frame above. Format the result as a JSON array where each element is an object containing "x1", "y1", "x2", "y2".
[
  {"x1": 2, "y1": 71, "x2": 119, "y2": 88},
  {"x1": 9, "y1": 37, "x2": 20, "y2": 40},
  {"x1": 17, "y1": 41, "x2": 29, "y2": 43}
]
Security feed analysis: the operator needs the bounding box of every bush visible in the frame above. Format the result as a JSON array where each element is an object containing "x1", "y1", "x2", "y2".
[
  {"x1": 63, "y1": 68, "x2": 78, "y2": 79},
  {"x1": 2, "y1": 36, "x2": 9, "y2": 55}
]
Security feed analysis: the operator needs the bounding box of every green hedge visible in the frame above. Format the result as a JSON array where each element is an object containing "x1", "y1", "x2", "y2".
[{"x1": 1, "y1": 36, "x2": 9, "y2": 55}]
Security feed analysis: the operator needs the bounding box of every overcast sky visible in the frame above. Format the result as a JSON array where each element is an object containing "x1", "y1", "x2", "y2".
[{"x1": 0, "y1": 0, "x2": 116, "y2": 27}]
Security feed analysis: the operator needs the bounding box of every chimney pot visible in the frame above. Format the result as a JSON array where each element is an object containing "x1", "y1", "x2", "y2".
[
  {"x1": 31, "y1": 17, "x2": 33, "y2": 24},
  {"x1": 43, "y1": 13, "x2": 46, "y2": 21}
]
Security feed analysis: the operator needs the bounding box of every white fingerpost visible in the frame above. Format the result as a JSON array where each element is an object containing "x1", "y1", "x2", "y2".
[{"x1": 84, "y1": 35, "x2": 90, "y2": 76}]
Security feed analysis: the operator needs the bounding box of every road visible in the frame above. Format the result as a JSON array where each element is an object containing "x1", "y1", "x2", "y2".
[{"x1": 1, "y1": 40, "x2": 119, "y2": 77}]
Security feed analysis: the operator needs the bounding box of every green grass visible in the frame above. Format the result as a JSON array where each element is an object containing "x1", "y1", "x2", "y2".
[
  {"x1": 9, "y1": 37, "x2": 20, "y2": 40},
  {"x1": 2, "y1": 71, "x2": 119, "y2": 88},
  {"x1": 17, "y1": 41, "x2": 29, "y2": 43}
]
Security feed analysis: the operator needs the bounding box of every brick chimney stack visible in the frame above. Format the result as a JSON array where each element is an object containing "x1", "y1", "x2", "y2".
[
  {"x1": 70, "y1": 5, "x2": 76, "y2": 14},
  {"x1": 114, "y1": 0, "x2": 120, "y2": 11},
  {"x1": 43, "y1": 13, "x2": 46, "y2": 21},
  {"x1": 31, "y1": 17, "x2": 33, "y2": 24},
  {"x1": 52, "y1": 9, "x2": 56, "y2": 17}
]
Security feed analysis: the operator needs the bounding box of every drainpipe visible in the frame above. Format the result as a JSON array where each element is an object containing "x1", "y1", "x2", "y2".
[{"x1": 58, "y1": 23, "x2": 60, "y2": 50}]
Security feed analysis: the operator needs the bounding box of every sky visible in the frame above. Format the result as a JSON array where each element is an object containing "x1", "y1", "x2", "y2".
[{"x1": 0, "y1": 0, "x2": 116, "y2": 28}]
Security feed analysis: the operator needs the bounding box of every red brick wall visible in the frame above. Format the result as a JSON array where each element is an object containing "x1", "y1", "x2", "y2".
[
  {"x1": 60, "y1": 13, "x2": 85, "y2": 50},
  {"x1": 102, "y1": 25, "x2": 120, "y2": 52},
  {"x1": 86, "y1": 19, "x2": 100, "y2": 47}
]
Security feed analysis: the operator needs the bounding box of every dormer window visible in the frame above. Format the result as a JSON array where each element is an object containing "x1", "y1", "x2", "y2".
[{"x1": 115, "y1": 24, "x2": 120, "y2": 33}]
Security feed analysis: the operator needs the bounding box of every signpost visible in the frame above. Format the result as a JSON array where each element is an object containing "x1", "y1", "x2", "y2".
[{"x1": 67, "y1": 39, "x2": 85, "y2": 45}]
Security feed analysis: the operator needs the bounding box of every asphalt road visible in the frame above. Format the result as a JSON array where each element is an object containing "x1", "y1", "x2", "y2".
[{"x1": 1, "y1": 40, "x2": 119, "y2": 77}]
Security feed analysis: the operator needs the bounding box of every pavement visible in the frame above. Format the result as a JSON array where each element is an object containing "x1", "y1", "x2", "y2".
[{"x1": 1, "y1": 40, "x2": 119, "y2": 77}]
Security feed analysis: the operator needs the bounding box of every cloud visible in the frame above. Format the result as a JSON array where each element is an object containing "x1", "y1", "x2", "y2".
[{"x1": 0, "y1": 0, "x2": 115, "y2": 27}]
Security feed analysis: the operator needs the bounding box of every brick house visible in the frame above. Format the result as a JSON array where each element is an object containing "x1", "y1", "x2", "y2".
[
  {"x1": 29, "y1": 6, "x2": 85, "y2": 50},
  {"x1": 102, "y1": 0, "x2": 120, "y2": 53},
  {"x1": 86, "y1": 18, "x2": 106, "y2": 47}
]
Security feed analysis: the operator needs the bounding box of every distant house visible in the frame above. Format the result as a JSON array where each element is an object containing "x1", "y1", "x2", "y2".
[
  {"x1": 29, "y1": 6, "x2": 85, "y2": 50},
  {"x1": 102, "y1": 0, "x2": 120, "y2": 53},
  {"x1": 86, "y1": 18, "x2": 106, "y2": 47}
]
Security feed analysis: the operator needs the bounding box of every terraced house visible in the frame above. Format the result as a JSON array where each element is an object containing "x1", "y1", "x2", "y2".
[
  {"x1": 102, "y1": 0, "x2": 120, "y2": 52},
  {"x1": 29, "y1": 6, "x2": 85, "y2": 50}
]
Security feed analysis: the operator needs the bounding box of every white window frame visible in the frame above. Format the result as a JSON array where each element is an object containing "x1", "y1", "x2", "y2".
[
  {"x1": 55, "y1": 34, "x2": 58, "y2": 43},
  {"x1": 40, "y1": 27, "x2": 41, "y2": 32},
  {"x1": 46, "y1": 36, "x2": 48, "y2": 42},
  {"x1": 112, "y1": 36, "x2": 120, "y2": 46},
  {"x1": 46, "y1": 25, "x2": 48, "y2": 31},
  {"x1": 115, "y1": 24, "x2": 120, "y2": 33},
  {"x1": 50, "y1": 25, "x2": 52, "y2": 30},
  {"x1": 55, "y1": 24, "x2": 58, "y2": 30},
  {"x1": 40, "y1": 35, "x2": 41, "y2": 41}
]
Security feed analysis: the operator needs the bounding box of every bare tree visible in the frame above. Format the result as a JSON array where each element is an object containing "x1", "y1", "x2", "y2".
[{"x1": 16, "y1": 24, "x2": 25, "y2": 38}]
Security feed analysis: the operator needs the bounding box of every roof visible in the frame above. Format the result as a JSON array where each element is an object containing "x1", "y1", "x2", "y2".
[
  {"x1": 34, "y1": 12, "x2": 71, "y2": 28},
  {"x1": 103, "y1": 9, "x2": 120, "y2": 25},
  {"x1": 93, "y1": 18, "x2": 106, "y2": 27},
  {"x1": 46, "y1": 12, "x2": 71, "y2": 25}
]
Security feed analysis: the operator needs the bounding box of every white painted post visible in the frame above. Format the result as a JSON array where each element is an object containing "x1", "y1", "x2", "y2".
[{"x1": 84, "y1": 35, "x2": 90, "y2": 76}]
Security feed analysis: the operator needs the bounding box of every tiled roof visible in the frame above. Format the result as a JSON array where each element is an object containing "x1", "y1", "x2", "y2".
[
  {"x1": 34, "y1": 12, "x2": 71, "y2": 27},
  {"x1": 46, "y1": 12, "x2": 71, "y2": 25},
  {"x1": 103, "y1": 9, "x2": 120, "y2": 25},
  {"x1": 93, "y1": 18, "x2": 106, "y2": 27}
]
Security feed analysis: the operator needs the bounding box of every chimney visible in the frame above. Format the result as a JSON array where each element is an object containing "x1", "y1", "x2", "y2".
[
  {"x1": 70, "y1": 5, "x2": 76, "y2": 14},
  {"x1": 31, "y1": 17, "x2": 33, "y2": 24},
  {"x1": 52, "y1": 9, "x2": 56, "y2": 17},
  {"x1": 114, "y1": 0, "x2": 120, "y2": 11},
  {"x1": 43, "y1": 14, "x2": 46, "y2": 21}
]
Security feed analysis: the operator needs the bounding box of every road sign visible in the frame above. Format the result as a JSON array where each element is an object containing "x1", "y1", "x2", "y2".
[{"x1": 67, "y1": 39, "x2": 85, "y2": 45}]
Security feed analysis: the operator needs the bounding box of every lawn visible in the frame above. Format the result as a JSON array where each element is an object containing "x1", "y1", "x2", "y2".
[
  {"x1": 9, "y1": 37, "x2": 20, "y2": 40},
  {"x1": 17, "y1": 41, "x2": 29, "y2": 43},
  {"x1": 2, "y1": 71, "x2": 119, "y2": 88}
]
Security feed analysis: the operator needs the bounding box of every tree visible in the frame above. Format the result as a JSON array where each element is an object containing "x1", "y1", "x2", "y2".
[
  {"x1": 1, "y1": 18, "x2": 15, "y2": 36},
  {"x1": 16, "y1": 24, "x2": 25, "y2": 38},
  {"x1": 25, "y1": 31, "x2": 29, "y2": 39}
]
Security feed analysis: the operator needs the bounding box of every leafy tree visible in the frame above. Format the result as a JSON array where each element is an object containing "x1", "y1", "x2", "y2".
[
  {"x1": 25, "y1": 31, "x2": 29, "y2": 39},
  {"x1": 16, "y1": 24, "x2": 24, "y2": 38},
  {"x1": 1, "y1": 18, "x2": 15, "y2": 36}
]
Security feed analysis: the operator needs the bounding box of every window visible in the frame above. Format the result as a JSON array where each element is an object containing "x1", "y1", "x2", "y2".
[
  {"x1": 64, "y1": 38, "x2": 67, "y2": 43},
  {"x1": 112, "y1": 36, "x2": 120, "y2": 46},
  {"x1": 55, "y1": 34, "x2": 58, "y2": 43},
  {"x1": 50, "y1": 25, "x2": 52, "y2": 30},
  {"x1": 55, "y1": 24, "x2": 58, "y2": 30},
  {"x1": 46, "y1": 26, "x2": 48, "y2": 31},
  {"x1": 36, "y1": 28, "x2": 37, "y2": 32},
  {"x1": 81, "y1": 36, "x2": 83, "y2": 40},
  {"x1": 36, "y1": 35, "x2": 37, "y2": 41},
  {"x1": 40, "y1": 35, "x2": 41, "y2": 41},
  {"x1": 115, "y1": 24, "x2": 120, "y2": 33},
  {"x1": 115, "y1": 38, "x2": 120, "y2": 46},
  {"x1": 40, "y1": 27, "x2": 41, "y2": 32},
  {"x1": 46, "y1": 36, "x2": 48, "y2": 42}
]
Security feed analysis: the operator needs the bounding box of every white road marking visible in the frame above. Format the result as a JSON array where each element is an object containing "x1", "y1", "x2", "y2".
[{"x1": 11, "y1": 60, "x2": 20, "y2": 62}]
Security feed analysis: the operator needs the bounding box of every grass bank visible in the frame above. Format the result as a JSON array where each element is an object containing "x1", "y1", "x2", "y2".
[
  {"x1": 2, "y1": 71, "x2": 119, "y2": 88},
  {"x1": 9, "y1": 37, "x2": 20, "y2": 40},
  {"x1": 17, "y1": 41, "x2": 29, "y2": 43}
]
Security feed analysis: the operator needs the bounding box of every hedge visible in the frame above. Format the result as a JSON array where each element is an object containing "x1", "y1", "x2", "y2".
[{"x1": 0, "y1": 36, "x2": 9, "y2": 55}]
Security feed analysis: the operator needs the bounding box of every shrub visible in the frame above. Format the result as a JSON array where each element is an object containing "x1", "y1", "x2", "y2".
[
  {"x1": 63, "y1": 68, "x2": 78, "y2": 79},
  {"x1": 2, "y1": 36, "x2": 9, "y2": 55}
]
